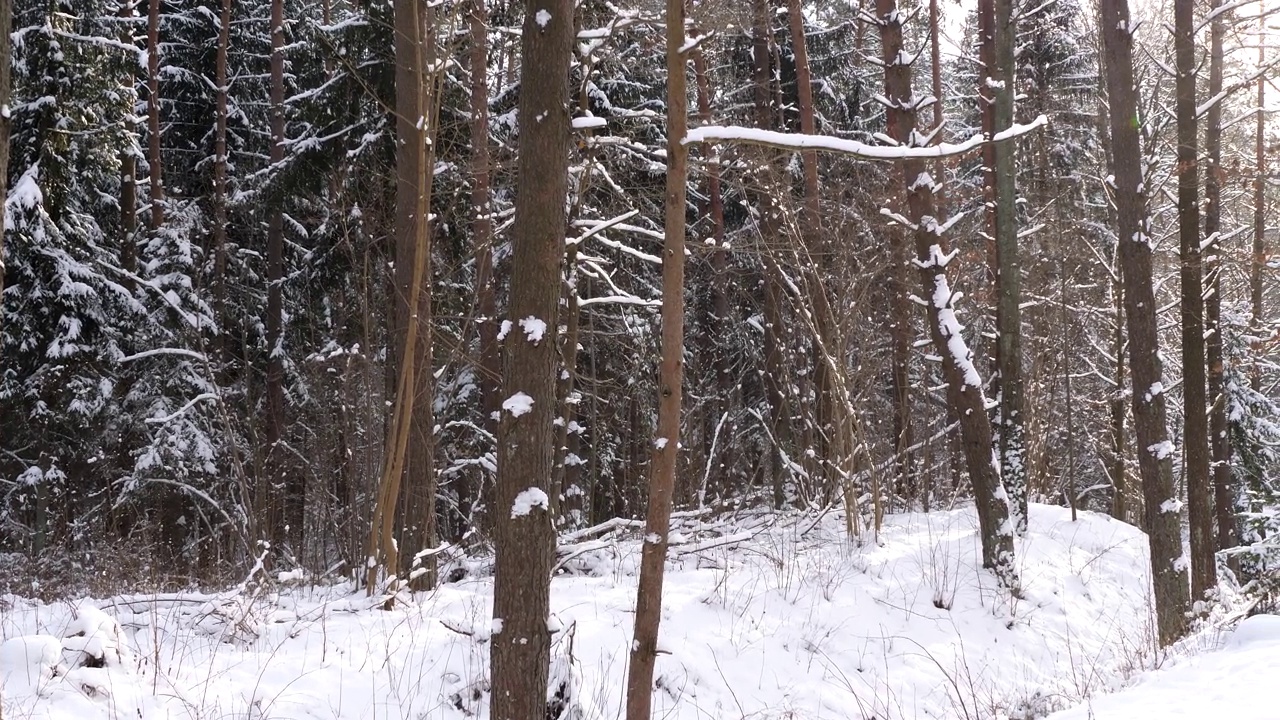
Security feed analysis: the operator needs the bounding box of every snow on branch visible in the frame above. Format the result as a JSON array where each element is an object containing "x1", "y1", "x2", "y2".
[
  {"x1": 1197, "y1": 0, "x2": 1258, "y2": 32},
  {"x1": 118, "y1": 348, "x2": 208, "y2": 364},
  {"x1": 685, "y1": 116, "x2": 1047, "y2": 162},
  {"x1": 568, "y1": 210, "x2": 640, "y2": 246},
  {"x1": 577, "y1": 295, "x2": 661, "y2": 308},
  {"x1": 145, "y1": 393, "x2": 220, "y2": 425},
  {"x1": 1197, "y1": 62, "x2": 1280, "y2": 119}
]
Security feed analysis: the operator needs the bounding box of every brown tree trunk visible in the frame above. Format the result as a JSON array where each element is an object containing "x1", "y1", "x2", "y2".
[
  {"x1": 1204, "y1": 0, "x2": 1236, "y2": 556},
  {"x1": 470, "y1": 0, "x2": 498, "y2": 530},
  {"x1": 1175, "y1": 0, "x2": 1215, "y2": 601},
  {"x1": 752, "y1": 0, "x2": 789, "y2": 507},
  {"x1": 365, "y1": 0, "x2": 438, "y2": 595},
  {"x1": 875, "y1": 0, "x2": 1017, "y2": 588},
  {"x1": 1110, "y1": 276, "x2": 1128, "y2": 521},
  {"x1": 551, "y1": 239, "x2": 580, "y2": 523},
  {"x1": 399, "y1": 1, "x2": 438, "y2": 590},
  {"x1": 1100, "y1": 0, "x2": 1190, "y2": 645},
  {"x1": 119, "y1": 0, "x2": 137, "y2": 282},
  {"x1": 1253, "y1": 34, "x2": 1267, "y2": 394},
  {"x1": 489, "y1": 1, "x2": 572, "y2": 718},
  {"x1": 265, "y1": 0, "x2": 291, "y2": 546},
  {"x1": 0, "y1": 0, "x2": 10, "y2": 346},
  {"x1": 147, "y1": 0, "x2": 164, "y2": 230},
  {"x1": 212, "y1": 0, "x2": 230, "y2": 357},
  {"x1": 1095, "y1": 45, "x2": 1128, "y2": 523},
  {"x1": 625, "y1": 0, "x2": 687, "y2": 712},
  {"x1": 693, "y1": 44, "x2": 733, "y2": 499},
  {"x1": 786, "y1": 0, "x2": 843, "y2": 499},
  {"x1": 980, "y1": 0, "x2": 1027, "y2": 534}
]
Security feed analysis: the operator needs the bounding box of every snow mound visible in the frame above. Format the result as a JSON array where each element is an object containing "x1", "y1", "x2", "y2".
[
  {"x1": 0, "y1": 504, "x2": 1158, "y2": 720},
  {"x1": 1225, "y1": 612, "x2": 1280, "y2": 649},
  {"x1": 1048, "y1": 613, "x2": 1280, "y2": 719},
  {"x1": 61, "y1": 603, "x2": 133, "y2": 669},
  {"x1": 0, "y1": 635, "x2": 64, "y2": 697}
]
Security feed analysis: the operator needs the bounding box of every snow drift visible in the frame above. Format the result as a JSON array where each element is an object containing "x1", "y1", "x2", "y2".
[{"x1": 1, "y1": 504, "x2": 1162, "y2": 719}]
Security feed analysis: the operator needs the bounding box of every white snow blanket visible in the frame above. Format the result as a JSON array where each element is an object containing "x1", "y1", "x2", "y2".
[{"x1": 0, "y1": 504, "x2": 1212, "y2": 719}]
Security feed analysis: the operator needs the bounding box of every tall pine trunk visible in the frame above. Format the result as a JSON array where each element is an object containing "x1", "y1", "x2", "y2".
[
  {"x1": 265, "y1": 0, "x2": 292, "y2": 546},
  {"x1": 625, "y1": 0, "x2": 687, "y2": 712},
  {"x1": 1253, "y1": 32, "x2": 1267, "y2": 394},
  {"x1": 1204, "y1": 0, "x2": 1236, "y2": 556},
  {"x1": 693, "y1": 43, "x2": 734, "y2": 500},
  {"x1": 469, "y1": 0, "x2": 498, "y2": 530},
  {"x1": 980, "y1": 0, "x2": 1026, "y2": 533},
  {"x1": 119, "y1": 0, "x2": 137, "y2": 282},
  {"x1": 489, "y1": 1, "x2": 572, "y2": 718},
  {"x1": 1100, "y1": 0, "x2": 1190, "y2": 644},
  {"x1": 147, "y1": 0, "x2": 164, "y2": 230},
  {"x1": 1175, "y1": 0, "x2": 1215, "y2": 602},
  {"x1": 752, "y1": 0, "x2": 790, "y2": 508},
  {"x1": 0, "y1": 0, "x2": 10, "y2": 347},
  {"x1": 874, "y1": 0, "x2": 1017, "y2": 588},
  {"x1": 212, "y1": 0, "x2": 230, "y2": 361},
  {"x1": 399, "y1": 0, "x2": 438, "y2": 590}
]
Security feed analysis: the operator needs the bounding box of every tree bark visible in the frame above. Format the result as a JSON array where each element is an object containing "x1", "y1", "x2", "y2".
[
  {"x1": 1253, "y1": 31, "x2": 1267, "y2": 394},
  {"x1": 875, "y1": 0, "x2": 1017, "y2": 588},
  {"x1": 147, "y1": 0, "x2": 164, "y2": 230},
  {"x1": 212, "y1": 0, "x2": 230, "y2": 359},
  {"x1": 981, "y1": 0, "x2": 1027, "y2": 534},
  {"x1": 489, "y1": 1, "x2": 572, "y2": 718},
  {"x1": 365, "y1": 0, "x2": 438, "y2": 595},
  {"x1": 119, "y1": 0, "x2": 138, "y2": 284},
  {"x1": 693, "y1": 43, "x2": 734, "y2": 500},
  {"x1": 399, "y1": 0, "x2": 438, "y2": 590},
  {"x1": 1100, "y1": 0, "x2": 1190, "y2": 645},
  {"x1": 0, "y1": 0, "x2": 10, "y2": 348},
  {"x1": 1204, "y1": 0, "x2": 1236, "y2": 556},
  {"x1": 625, "y1": 0, "x2": 687, "y2": 712},
  {"x1": 470, "y1": 0, "x2": 498, "y2": 530},
  {"x1": 1175, "y1": 0, "x2": 1215, "y2": 602},
  {"x1": 265, "y1": 0, "x2": 292, "y2": 546},
  {"x1": 752, "y1": 0, "x2": 790, "y2": 507}
]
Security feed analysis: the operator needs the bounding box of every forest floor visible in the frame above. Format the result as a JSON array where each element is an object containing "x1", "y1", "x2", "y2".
[{"x1": 0, "y1": 503, "x2": 1271, "y2": 720}]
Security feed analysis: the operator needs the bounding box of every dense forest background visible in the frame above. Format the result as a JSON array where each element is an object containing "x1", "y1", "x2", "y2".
[{"x1": 1, "y1": 0, "x2": 1278, "y2": 630}]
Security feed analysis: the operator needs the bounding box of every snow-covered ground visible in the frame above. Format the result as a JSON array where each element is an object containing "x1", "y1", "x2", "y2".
[
  {"x1": 0, "y1": 503, "x2": 1263, "y2": 720},
  {"x1": 1047, "y1": 612, "x2": 1280, "y2": 720}
]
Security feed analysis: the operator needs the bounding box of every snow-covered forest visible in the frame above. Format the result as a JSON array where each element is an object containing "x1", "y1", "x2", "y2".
[{"x1": 2, "y1": 0, "x2": 1280, "y2": 717}]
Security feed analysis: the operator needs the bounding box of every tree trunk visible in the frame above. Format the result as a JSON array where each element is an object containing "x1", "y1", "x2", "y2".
[
  {"x1": 147, "y1": 0, "x2": 164, "y2": 230},
  {"x1": 875, "y1": 0, "x2": 1017, "y2": 588},
  {"x1": 752, "y1": 0, "x2": 789, "y2": 507},
  {"x1": 1175, "y1": 0, "x2": 1215, "y2": 602},
  {"x1": 1253, "y1": 33, "x2": 1266, "y2": 394},
  {"x1": 470, "y1": 0, "x2": 498, "y2": 531},
  {"x1": 212, "y1": 0, "x2": 230, "y2": 360},
  {"x1": 399, "y1": 0, "x2": 438, "y2": 591},
  {"x1": 489, "y1": 1, "x2": 572, "y2": 718},
  {"x1": 1100, "y1": 0, "x2": 1190, "y2": 645},
  {"x1": 119, "y1": 0, "x2": 137, "y2": 283},
  {"x1": 625, "y1": 0, "x2": 687, "y2": 712},
  {"x1": 1204, "y1": 0, "x2": 1236, "y2": 556},
  {"x1": 265, "y1": 0, "x2": 291, "y2": 546},
  {"x1": 1110, "y1": 275, "x2": 1128, "y2": 521},
  {"x1": 693, "y1": 43, "x2": 734, "y2": 499},
  {"x1": 981, "y1": 0, "x2": 1026, "y2": 534},
  {"x1": 0, "y1": 0, "x2": 10, "y2": 347},
  {"x1": 365, "y1": 0, "x2": 437, "y2": 595},
  {"x1": 551, "y1": 239, "x2": 580, "y2": 523}
]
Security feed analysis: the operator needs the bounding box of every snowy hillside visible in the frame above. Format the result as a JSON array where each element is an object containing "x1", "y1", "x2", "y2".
[
  {"x1": 1047, "y1": 613, "x2": 1280, "y2": 720},
  {"x1": 0, "y1": 504, "x2": 1216, "y2": 719}
]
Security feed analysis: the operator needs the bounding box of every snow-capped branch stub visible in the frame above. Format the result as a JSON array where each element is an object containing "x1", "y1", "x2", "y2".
[{"x1": 879, "y1": 207, "x2": 918, "y2": 230}]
